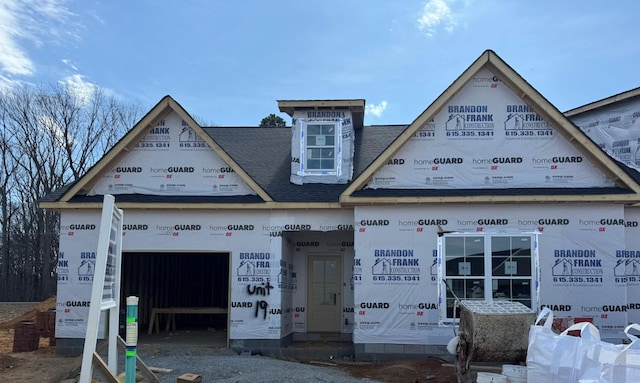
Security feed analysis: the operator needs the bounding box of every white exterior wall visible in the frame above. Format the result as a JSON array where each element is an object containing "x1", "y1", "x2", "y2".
[
  {"x1": 56, "y1": 203, "x2": 636, "y2": 344},
  {"x1": 290, "y1": 109, "x2": 355, "y2": 184},
  {"x1": 353, "y1": 204, "x2": 631, "y2": 344},
  {"x1": 88, "y1": 111, "x2": 255, "y2": 196},
  {"x1": 570, "y1": 97, "x2": 640, "y2": 172},
  {"x1": 55, "y1": 208, "x2": 354, "y2": 340},
  {"x1": 367, "y1": 68, "x2": 614, "y2": 190},
  {"x1": 624, "y1": 207, "x2": 640, "y2": 325}
]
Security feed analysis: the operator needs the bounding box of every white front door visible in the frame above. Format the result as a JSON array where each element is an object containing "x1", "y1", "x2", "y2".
[{"x1": 307, "y1": 255, "x2": 342, "y2": 332}]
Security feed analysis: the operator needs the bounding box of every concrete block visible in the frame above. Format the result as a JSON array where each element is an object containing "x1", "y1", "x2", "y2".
[
  {"x1": 459, "y1": 300, "x2": 536, "y2": 363},
  {"x1": 404, "y1": 344, "x2": 425, "y2": 354},
  {"x1": 383, "y1": 343, "x2": 404, "y2": 354},
  {"x1": 363, "y1": 343, "x2": 384, "y2": 353}
]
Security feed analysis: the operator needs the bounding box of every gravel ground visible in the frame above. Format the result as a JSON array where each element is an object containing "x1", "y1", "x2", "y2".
[
  {"x1": 2, "y1": 302, "x2": 384, "y2": 383},
  {"x1": 2, "y1": 302, "x2": 453, "y2": 382},
  {"x1": 96, "y1": 345, "x2": 384, "y2": 383}
]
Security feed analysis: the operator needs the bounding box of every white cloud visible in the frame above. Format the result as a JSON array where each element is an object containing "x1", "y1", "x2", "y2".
[
  {"x1": 417, "y1": 0, "x2": 459, "y2": 36},
  {"x1": 37, "y1": 114, "x2": 71, "y2": 148},
  {"x1": 0, "y1": 0, "x2": 76, "y2": 77},
  {"x1": 365, "y1": 101, "x2": 388, "y2": 118},
  {"x1": 62, "y1": 58, "x2": 78, "y2": 71},
  {"x1": 0, "y1": 73, "x2": 24, "y2": 91},
  {"x1": 60, "y1": 74, "x2": 98, "y2": 106},
  {"x1": 0, "y1": 2, "x2": 34, "y2": 75}
]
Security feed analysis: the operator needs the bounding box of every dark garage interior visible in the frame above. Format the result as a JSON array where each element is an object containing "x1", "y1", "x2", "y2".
[{"x1": 119, "y1": 252, "x2": 229, "y2": 332}]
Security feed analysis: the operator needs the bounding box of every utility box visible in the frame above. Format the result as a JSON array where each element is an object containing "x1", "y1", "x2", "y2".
[
  {"x1": 177, "y1": 373, "x2": 202, "y2": 383},
  {"x1": 459, "y1": 300, "x2": 536, "y2": 363}
]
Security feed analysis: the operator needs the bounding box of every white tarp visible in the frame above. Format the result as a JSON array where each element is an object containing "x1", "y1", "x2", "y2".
[
  {"x1": 569, "y1": 97, "x2": 640, "y2": 172},
  {"x1": 88, "y1": 112, "x2": 255, "y2": 196},
  {"x1": 57, "y1": 205, "x2": 635, "y2": 344},
  {"x1": 353, "y1": 204, "x2": 629, "y2": 345},
  {"x1": 623, "y1": 207, "x2": 640, "y2": 325},
  {"x1": 366, "y1": 68, "x2": 614, "y2": 189},
  {"x1": 353, "y1": 206, "x2": 451, "y2": 345},
  {"x1": 56, "y1": 210, "x2": 102, "y2": 338},
  {"x1": 290, "y1": 110, "x2": 354, "y2": 184},
  {"x1": 56, "y1": 208, "x2": 355, "y2": 340}
]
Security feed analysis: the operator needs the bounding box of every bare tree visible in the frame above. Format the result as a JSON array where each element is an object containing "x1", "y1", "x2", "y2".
[
  {"x1": 0, "y1": 114, "x2": 20, "y2": 299},
  {"x1": 0, "y1": 83, "x2": 143, "y2": 301}
]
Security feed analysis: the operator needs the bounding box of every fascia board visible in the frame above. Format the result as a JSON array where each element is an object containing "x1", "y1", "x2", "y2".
[
  {"x1": 39, "y1": 201, "x2": 346, "y2": 210},
  {"x1": 564, "y1": 87, "x2": 640, "y2": 116},
  {"x1": 340, "y1": 193, "x2": 640, "y2": 205}
]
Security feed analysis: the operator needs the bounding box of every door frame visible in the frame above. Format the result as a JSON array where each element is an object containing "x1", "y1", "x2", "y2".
[{"x1": 307, "y1": 254, "x2": 342, "y2": 332}]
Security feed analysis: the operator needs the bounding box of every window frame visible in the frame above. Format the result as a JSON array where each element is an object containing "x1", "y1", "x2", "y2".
[
  {"x1": 437, "y1": 231, "x2": 540, "y2": 323},
  {"x1": 299, "y1": 119, "x2": 342, "y2": 176}
]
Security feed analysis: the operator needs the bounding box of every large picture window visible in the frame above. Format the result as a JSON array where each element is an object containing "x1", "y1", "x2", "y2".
[{"x1": 438, "y1": 233, "x2": 539, "y2": 321}]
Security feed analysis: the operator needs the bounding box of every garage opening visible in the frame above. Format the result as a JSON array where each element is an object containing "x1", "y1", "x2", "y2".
[{"x1": 119, "y1": 252, "x2": 229, "y2": 332}]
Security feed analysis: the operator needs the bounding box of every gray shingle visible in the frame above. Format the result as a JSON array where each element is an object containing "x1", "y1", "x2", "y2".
[{"x1": 41, "y1": 124, "x2": 640, "y2": 204}]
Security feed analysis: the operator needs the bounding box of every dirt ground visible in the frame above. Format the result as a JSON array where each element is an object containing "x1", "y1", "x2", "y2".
[
  {"x1": 0, "y1": 297, "x2": 81, "y2": 382},
  {"x1": 0, "y1": 297, "x2": 461, "y2": 382},
  {"x1": 332, "y1": 357, "x2": 460, "y2": 382}
]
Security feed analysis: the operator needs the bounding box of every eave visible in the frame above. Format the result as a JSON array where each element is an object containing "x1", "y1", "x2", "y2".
[
  {"x1": 277, "y1": 99, "x2": 366, "y2": 129},
  {"x1": 340, "y1": 193, "x2": 640, "y2": 206},
  {"x1": 564, "y1": 87, "x2": 640, "y2": 116},
  {"x1": 39, "y1": 201, "x2": 347, "y2": 211}
]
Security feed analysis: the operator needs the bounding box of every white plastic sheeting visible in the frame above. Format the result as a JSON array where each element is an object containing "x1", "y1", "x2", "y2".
[
  {"x1": 55, "y1": 209, "x2": 355, "y2": 339},
  {"x1": 570, "y1": 97, "x2": 640, "y2": 172},
  {"x1": 367, "y1": 68, "x2": 615, "y2": 189},
  {"x1": 88, "y1": 112, "x2": 256, "y2": 196},
  {"x1": 624, "y1": 208, "x2": 640, "y2": 326},
  {"x1": 56, "y1": 205, "x2": 639, "y2": 344},
  {"x1": 290, "y1": 110, "x2": 354, "y2": 184},
  {"x1": 353, "y1": 204, "x2": 632, "y2": 345}
]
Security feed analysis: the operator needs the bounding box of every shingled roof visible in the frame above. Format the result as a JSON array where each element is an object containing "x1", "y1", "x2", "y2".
[
  {"x1": 40, "y1": 119, "x2": 640, "y2": 207},
  {"x1": 199, "y1": 125, "x2": 407, "y2": 203},
  {"x1": 39, "y1": 50, "x2": 640, "y2": 209},
  {"x1": 38, "y1": 123, "x2": 408, "y2": 205}
]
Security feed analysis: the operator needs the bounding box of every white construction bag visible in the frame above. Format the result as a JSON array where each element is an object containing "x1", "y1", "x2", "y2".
[
  {"x1": 597, "y1": 323, "x2": 640, "y2": 383},
  {"x1": 549, "y1": 322, "x2": 601, "y2": 382},
  {"x1": 527, "y1": 308, "x2": 601, "y2": 383},
  {"x1": 577, "y1": 330, "x2": 626, "y2": 381},
  {"x1": 526, "y1": 308, "x2": 556, "y2": 382}
]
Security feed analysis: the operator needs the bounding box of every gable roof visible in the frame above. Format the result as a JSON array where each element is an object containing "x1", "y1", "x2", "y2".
[
  {"x1": 53, "y1": 95, "x2": 273, "y2": 204},
  {"x1": 40, "y1": 51, "x2": 640, "y2": 210},
  {"x1": 340, "y1": 50, "x2": 640, "y2": 206},
  {"x1": 39, "y1": 121, "x2": 406, "y2": 209}
]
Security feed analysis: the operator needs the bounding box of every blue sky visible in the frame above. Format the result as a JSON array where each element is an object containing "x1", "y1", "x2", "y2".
[{"x1": 1, "y1": 0, "x2": 638, "y2": 127}]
